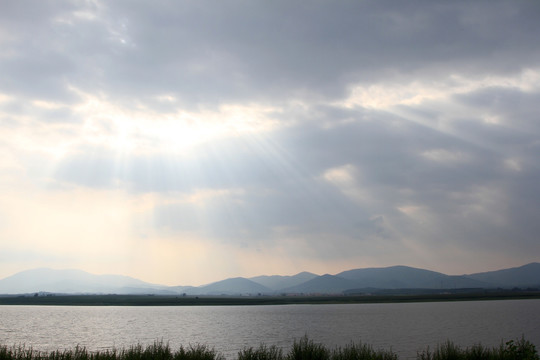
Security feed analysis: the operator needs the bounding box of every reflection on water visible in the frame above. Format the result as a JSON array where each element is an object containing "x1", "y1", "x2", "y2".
[{"x1": 0, "y1": 299, "x2": 539, "y2": 360}]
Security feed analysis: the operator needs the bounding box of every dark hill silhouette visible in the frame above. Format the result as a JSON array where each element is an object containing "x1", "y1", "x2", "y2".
[
  {"x1": 464, "y1": 262, "x2": 540, "y2": 287},
  {"x1": 337, "y1": 265, "x2": 444, "y2": 288},
  {"x1": 336, "y1": 265, "x2": 489, "y2": 290},
  {"x1": 190, "y1": 277, "x2": 272, "y2": 295},
  {"x1": 249, "y1": 271, "x2": 318, "y2": 291},
  {"x1": 280, "y1": 274, "x2": 358, "y2": 294},
  {"x1": 0, "y1": 262, "x2": 538, "y2": 295}
]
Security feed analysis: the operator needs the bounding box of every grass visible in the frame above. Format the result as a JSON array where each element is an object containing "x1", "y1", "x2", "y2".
[
  {"x1": 238, "y1": 344, "x2": 284, "y2": 360},
  {"x1": 0, "y1": 337, "x2": 538, "y2": 360},
  {"x1": 0, "y1": 343, "x2": 224, "y2": 360},
  {"x1": 417, "y1": 337, "x2": 540, "y2": 360}
]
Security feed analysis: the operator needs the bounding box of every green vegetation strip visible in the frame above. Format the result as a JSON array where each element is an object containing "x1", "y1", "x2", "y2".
[
  {"x1": 1, "y1": 291, "x2": 539, "y2": 306},
  {"x1": 0, "y1": 337, "x2": 538, "y2": 360}
]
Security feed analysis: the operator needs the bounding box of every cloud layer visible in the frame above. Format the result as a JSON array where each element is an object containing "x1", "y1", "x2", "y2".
[{"x1": 1, "y1": 0, "x2": 539, "y2": 285}]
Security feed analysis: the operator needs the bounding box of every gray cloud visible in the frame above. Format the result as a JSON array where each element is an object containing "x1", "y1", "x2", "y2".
[
  {"x1": 2, "y1": 1, "x2": 540, "y2": 108},
  {"x1": 2, "y1": 0, "x2": 540, "y2": 277},
  {"x1": 50, "y1": 83, "x2": 540, "y2": 262}
]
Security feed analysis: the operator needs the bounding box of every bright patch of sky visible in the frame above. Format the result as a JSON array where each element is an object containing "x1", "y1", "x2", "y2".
[{"x1": 1, "y1": 0, "x2": 539, "y2": 285}]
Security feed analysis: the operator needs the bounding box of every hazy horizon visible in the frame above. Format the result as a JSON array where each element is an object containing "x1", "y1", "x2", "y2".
[
  {"x1": 1, "y1": 1, "x2": 539, "y2": 286},
  {"x1": 2, "y1": 261, "x2": 538, "y2": 289}
]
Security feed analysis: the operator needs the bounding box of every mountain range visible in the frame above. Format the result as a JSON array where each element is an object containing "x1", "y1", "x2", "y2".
[{"x1": 0, "y1": 263, "x2": 538, "y2": 296}]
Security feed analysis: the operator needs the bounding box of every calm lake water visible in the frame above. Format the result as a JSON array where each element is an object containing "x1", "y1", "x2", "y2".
[{"x1": 1, "y1": 299, "x2": 539, "y2": 360}]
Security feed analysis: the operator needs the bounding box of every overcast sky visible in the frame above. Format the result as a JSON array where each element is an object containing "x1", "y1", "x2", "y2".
[{"x1": 1, "y1": 0, "x2": 539, "y2": 286}]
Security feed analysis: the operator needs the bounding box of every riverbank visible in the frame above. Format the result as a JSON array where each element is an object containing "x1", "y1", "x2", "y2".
[
  {"x1": 0, "y1": 290, "x2": 539, "y2": 306},
  {"x1": 1, "y1": 337, "x2": 538, "y2": 360}
]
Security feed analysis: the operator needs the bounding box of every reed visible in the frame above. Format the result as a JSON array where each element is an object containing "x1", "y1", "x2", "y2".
[
  {"x1": 417, "y1": 337, "x2": 539, "y2": 360},
  {"x1": 331, "y1": 342, "x2": 397, "y2": 360},
  {"x1": 0, "y1": 337, "x2": 537, "y2": 360},
  {"x1": 238, "y1": 344, "x2": 284, "y2": 360}
]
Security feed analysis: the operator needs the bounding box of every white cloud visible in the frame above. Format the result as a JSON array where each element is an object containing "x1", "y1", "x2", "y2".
[
  {"x1": 322, "y1": 164, "x2": 374, "y2": 205},
  {"x1": 322, "y1": 164, "x2": 357, "y2": 186},
  {"x1": 504, "y1": 158, "x2": 522, "y2": 172},
  {"x1": 1, "y1": 1, "x2": 540, "y2": 283},
  {"x1": 421, "y1": 149, "x2": 472, "y2": 165},
  {"x1": 341, "y1": 68, "x2": 540, "y2": 111}
]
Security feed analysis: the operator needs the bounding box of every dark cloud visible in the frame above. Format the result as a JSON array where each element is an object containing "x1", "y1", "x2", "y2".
[
  {"x1": 50, "y1": 87, "x2": 540, "y2": 262},
  {"x1": 2, "y1": 0, "x2": 540, "y2": 275},
  {"x1": 454, "y1": 87, "x2": 540, "y2": 134},
  {"x1": 2, "y1": 1, "x2": 540, "y2": 108}
]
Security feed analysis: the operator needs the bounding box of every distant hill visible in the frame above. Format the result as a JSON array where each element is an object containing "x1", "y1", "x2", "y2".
[
  {"x1": 338, "y1": 266, "x2": 445, "y2": 287},
  {"x1": 168, "y1": 285, "x2": 198, "y2": 294},
  {"x1": 281, "y1": 274, "x2": 358, "y2": 294},
  {"x1": 279, "y1": 266, "x2": 491, "y2": 295},
  {"x1": 0, "y1": 268, "x2": 175, "y2": 295},
  {"x1": 464, "y1": 262, "x2": 540, "y2": 288},
  {"x1": 250, "y1": 272, "x2": 318, "y2": 291},
  {"x1": 189, "y1": 277, "x2": 272, "y2": 295},
  {"x1": 0, "y1": 262, "x2": 538, "y2": 295},
  {"x1": 337, "y1": 266, "x2": 490, "y2": 290}
]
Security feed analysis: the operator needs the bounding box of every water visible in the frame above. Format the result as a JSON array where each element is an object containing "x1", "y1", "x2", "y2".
[{"x1": 1, "y1": 299, "x2": 539, "y2": 359}]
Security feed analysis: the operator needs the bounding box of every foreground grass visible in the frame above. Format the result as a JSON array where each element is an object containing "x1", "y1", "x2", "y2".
[
  {"x1": 0, "y1": 343, "x2": 224, "y2": 360},
  {"x1": 0, "y1": 337, "x2": 538, "y2": 360},
  {"x1": 416, "y1": 338, "x2": 539, "y2": 360}
]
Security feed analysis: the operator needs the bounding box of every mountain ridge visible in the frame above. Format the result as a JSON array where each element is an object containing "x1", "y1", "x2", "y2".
[
  {"x1": 0, "y1": 262, "x2": 538, "y2": 296},
  {"x1": 249, "y1": 271, "x2": 318, "y2": 291},
  {"x1": 0, "y1": 268, "x2": 175, "y2": 295}
]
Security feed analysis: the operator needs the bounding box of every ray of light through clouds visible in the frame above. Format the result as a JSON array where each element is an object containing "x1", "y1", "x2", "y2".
[{"x1": 1, "y1": 0, "x2": 539, "y2": 285}]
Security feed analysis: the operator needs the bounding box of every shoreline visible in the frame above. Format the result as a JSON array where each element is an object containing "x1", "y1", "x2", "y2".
[{"x1": 0, "y1": 290, "x2": 539, "y2": 306}]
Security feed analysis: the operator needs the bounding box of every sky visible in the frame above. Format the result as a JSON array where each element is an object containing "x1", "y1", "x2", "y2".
[{"x1": 1, "y1": 1, "x2": 539, "y2": 286}]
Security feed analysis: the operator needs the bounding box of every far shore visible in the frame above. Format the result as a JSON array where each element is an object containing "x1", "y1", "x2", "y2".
[{"x1": 0, "y1": 290, "x2": 539, "y2": 306}]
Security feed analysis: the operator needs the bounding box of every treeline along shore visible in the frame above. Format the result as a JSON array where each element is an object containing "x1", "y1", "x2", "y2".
[
  {"x1": 0, "y1": 290, "x2": 539, "y2": 306},
  {"x1": 1, "y1": 337, "x2": 539, "y2": 360}
]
